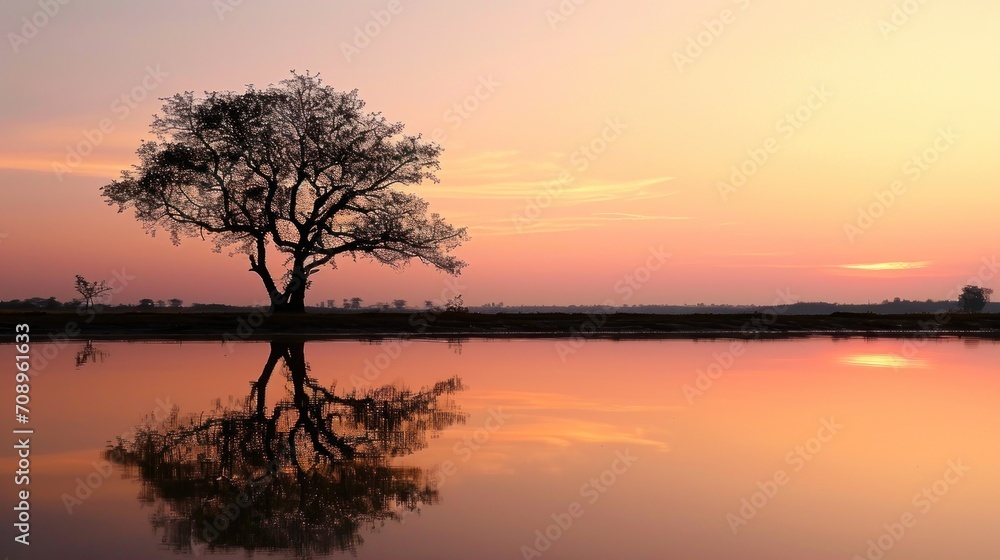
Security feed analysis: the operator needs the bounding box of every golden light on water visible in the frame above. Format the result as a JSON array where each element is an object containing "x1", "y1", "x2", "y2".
[{"x1": 839, "y1": 353, "x2": 928, "y2": 369}]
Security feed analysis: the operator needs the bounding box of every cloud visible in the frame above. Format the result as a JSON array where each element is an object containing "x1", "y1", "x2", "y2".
[
  {"x1": 472, "y1": 213, "x2": 694, "y2": 236},
  {"x1": 432, "y1": 174, "x2": 677, "y2": 204},
  {"x1": 433, "y1": 148, "x2": 677, "y2": 203},
  {"x1": 836, "y1": 261, "x2": 932, "y2": 271}
]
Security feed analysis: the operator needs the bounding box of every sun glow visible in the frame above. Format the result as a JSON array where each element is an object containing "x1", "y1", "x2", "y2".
[{"x1": 839, "y1": 354, "x2": 928, "y2": 369}]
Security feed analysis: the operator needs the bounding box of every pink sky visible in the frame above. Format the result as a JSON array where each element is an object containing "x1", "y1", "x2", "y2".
[{"x1": 1, "y1": 0, "x2": 998, "y2": 306}]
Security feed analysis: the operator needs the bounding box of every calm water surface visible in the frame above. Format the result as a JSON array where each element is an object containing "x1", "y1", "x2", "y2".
[{"x1": 3, "y1": 338, "x2": 1000, "y2": 559}]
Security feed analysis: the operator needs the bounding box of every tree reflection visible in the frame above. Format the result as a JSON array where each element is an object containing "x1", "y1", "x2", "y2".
[
  {"x1": 75, "y1": 341, "x2": 108, "y2": 368},
  {"x1": 107, "y1": 341, "x2": 465, "y2": 557}
]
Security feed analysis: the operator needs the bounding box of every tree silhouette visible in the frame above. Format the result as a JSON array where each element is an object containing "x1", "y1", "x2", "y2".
[
  {"x1": 101, "y1": 72, "x2": 468, "y2": 313},
  {"x1": 445, "y1": 295, "x2": 468, "y2": 313},
  {"x1": 74, "y1": 275, "x2": 112, "y2": 311},
  {"x1": 958, "y1": 285, "x2": 993, "y2": 313},
  {"x1": 107, "y1": 342, "x2": 465, "y2": 557}
]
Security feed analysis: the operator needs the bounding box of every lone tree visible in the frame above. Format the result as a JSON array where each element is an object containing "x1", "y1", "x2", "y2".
[
  {"x1": 102, "y1": 72, "x2": 468, "y2": 313},
  {"x1": 74, "y1": 275, "x2": 112, "y2": 311},
  {"x1": 958, "y1": 285, "x2": 993, "y2": 313}
]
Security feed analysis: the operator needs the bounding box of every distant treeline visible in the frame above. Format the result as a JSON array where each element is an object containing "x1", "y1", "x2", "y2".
[
  {"x1": 464, "y1": 300, "x2": 1000, "y2": 315},
  {"x1": 1, "y1": 297, "x2": 996, "y2": 315}
]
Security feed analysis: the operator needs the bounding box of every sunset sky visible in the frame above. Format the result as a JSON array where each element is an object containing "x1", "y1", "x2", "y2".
[{"x1": 2, "y1": 0, "x2": 998, "y2": 306}]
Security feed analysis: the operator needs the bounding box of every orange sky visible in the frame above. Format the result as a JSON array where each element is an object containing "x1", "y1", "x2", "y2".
[{"x1": 1, "y1": 0, "x2": 998, "y2": 306}]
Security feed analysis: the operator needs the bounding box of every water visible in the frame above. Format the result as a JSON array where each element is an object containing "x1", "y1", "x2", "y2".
[{"x1": 3, "y1": 338, "x2": 1000, "y2": 559}]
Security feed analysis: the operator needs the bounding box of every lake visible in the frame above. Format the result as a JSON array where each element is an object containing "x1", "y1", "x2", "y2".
[{"x1": 3, "y1": 337, "x2": 999, "y2": 559}]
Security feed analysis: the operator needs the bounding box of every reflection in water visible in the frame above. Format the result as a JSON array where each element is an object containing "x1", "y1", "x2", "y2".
[
  {"x1": 75, "y1": 341, "x2": 108, "y2": 368},
  {"x1": 107, "y1": 341, "x2": 465, "y2": 557},
  {"x1": 839, "y1": 353, "x2": 928, "y2": 369}
]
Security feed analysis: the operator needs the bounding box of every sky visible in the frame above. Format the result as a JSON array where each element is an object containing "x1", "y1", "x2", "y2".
[{"x1": 1, "y1": 0, "x2": 998, "y2": 307}]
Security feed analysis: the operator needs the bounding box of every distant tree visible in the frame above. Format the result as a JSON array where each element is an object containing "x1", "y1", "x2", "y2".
[
  {"x1": 155, "y1": 300, "x2": 166, "y2": 308},
  {"x1": 350, "y1": 297, "x2": 363, "y2": 310},
  {"x1": 958, "y1": 285, "x2": 993, "y2": 313},
  {"x1": 444, "y1": 295, "x2": 468, "y2": 313},
  {"x1": 424, "y1": 300, "x2": 434, "y2": 309},
  {"x1": 342, "y1": 298, "x2": 351, "y2": 309},
  {"x1": 101, "y1": 72, "x2": 467, "y2": 314},
  {"x1": 168, "y1": 298, "x2": 183, "y2": 308},
  {"x1": 139, "y1": 298, "x2": 155, "y2": 308},
  {"x1": 392, "y1": 299, "x2": 407, "y2": 310},
  {"x1": 75, "y1": 275, "x2": 113, "y2": 311}
]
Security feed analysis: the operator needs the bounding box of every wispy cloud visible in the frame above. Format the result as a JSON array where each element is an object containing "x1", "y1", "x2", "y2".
[
  {"x1": 836, "y1": 261, "x2": 931, "y2": 271},
  {"x1": 432, "y1": 175, "x2": 677, "y2": 204},
  {"x1": 689, "y1": 259, "x2": 933, "y2": 272},
  {"x1": 473, "y1": 213, "x2": 694, "y2": 236},
  {"x1": 715, "y1": 251, "x2": 794, "y2": 258}
]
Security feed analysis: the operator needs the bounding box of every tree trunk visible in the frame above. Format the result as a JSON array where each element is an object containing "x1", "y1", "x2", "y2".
[
  {"x1": 274, "y1": 261, "x2": 309, "y2": 314},
  {"x1": 272, "y1": 298, "x2": 305, "y2": 314},
  {"x1": 248, "y1": 255, "x2": 292, "y2": 313}
]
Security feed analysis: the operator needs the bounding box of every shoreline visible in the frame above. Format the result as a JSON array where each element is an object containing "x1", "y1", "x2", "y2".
[{"x1": 1, "y1": 311, "x2": 999, "y2": 342}]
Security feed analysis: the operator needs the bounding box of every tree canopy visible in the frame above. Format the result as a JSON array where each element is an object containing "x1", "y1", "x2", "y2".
[
  {"x1": 102, "y1": 72, "x2": 468, "y2": 312},
  {"x1": 958, "y1": 285, "x2": 993, "y2": 313}
]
